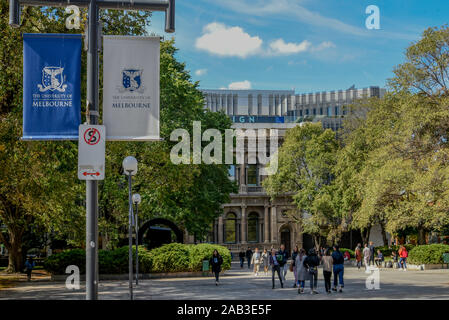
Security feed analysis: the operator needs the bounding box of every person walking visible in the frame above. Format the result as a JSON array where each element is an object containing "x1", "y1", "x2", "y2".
[
  {"x1": 295, "y1": 248, "x2": 308, "y2": 294},
  {"x1": 291, "y1": 245, "x2": 299, "y2": 288},
  {"x1": 398, "y1": 245, "x2": 408, "y2": 271},
  {"x1": 303, "y1": 248, "x2": 320, "y2": 294},
  {"x1": 24, "y1": 256, "x2": 35, "y2": 282},
  {"x1": 262, "y1": 248, "x2": 269, "y2": 276},
  {"x1": 331, "y1": 245, "x2": 345, "y2": 293},
  {"x1": 269, "y1": 248, "x2": 283, "y2": 289},
  {"x1": 363, "y1": 243, "x2": 371, "y2": 271},
  {"x1": 321, "y1": 248, "x2": 333, "y2": 294},
  {"x1": 251, "y1": 248, "x2": 261, "y2": 276},
  {"x1": 210, "y1": 249, "x2": 223, "y2": 286},
  {"x1": 369, "y1": 241, "x2": 375, "y2": 266},
  {"x1": 246, "y1": 247, "x2": 253, "y2": 269},
  {"x1": 239, "y1": 249, "x2": 245, "y2": 269},
  {"x1": 278, "y1": 244, "x2": 289, "y2": 282},
  {"x1": 355, "y1": 243, "x2": 362, "y2": 270}
]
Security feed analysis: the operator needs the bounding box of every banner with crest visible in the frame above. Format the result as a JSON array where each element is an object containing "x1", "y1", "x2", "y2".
[
  {"x1": 103, "y1": 36, "x2": 160, "y2": 141},
  {"x1": 22, "y1": 34, "x2": 81, "y2": 140}
]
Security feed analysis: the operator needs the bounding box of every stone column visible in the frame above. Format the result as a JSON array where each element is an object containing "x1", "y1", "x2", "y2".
[
  {"x1": 241, "y1": 205, "x2": 247, "y2": 244},
  {"x1": 271, "y1": 206, "x2": 277, "y2": 243},
  {"x1": 218, "y1": 215, "x2": 224, "y2": 244},
  {"x1": 264, "y1": 204, "x2": 270, "y2": 243}
]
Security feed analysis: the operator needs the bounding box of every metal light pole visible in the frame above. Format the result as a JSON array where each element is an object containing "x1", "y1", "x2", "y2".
[
  {"x1": 132, "y1": 193, "x2": 141, "y2": 285},
  {"x1": 123, "y1": 156, "x2": 138, "y2": 300},
  {"x1": 9, "y1": 0, "x2": 175, "y2": 300}
]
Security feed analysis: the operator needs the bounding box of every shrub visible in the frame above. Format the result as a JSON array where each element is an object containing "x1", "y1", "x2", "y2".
[
  {"x1": 147, "y1": 243, "x2": 191, "y2": 273},
  {"x1": 375, "y1": 244, "x2": 415, "y2": 258},
  {"x1": 44, "y1": 243, "x2": 232, "y2": 274},
  {"x1": 186, "y1": 244, "x2": 232, "y2": 271},
  {"x1": 44, "y1": 249, "x2": 86, "y2": 275},
  {"x1": 338, "y1": 248, "x2": 355, "y2": 258},
  {"x1": 408, "y1": 244, "x2": 449, "y2": 265}
]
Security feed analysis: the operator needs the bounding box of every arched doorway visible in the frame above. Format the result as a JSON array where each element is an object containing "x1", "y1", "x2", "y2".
[
  {"x1": 279, "y1": 225, "x2": 291, "y2": 254},
  {"x1": 139, "y1": 218, "x2": 183, "y2": 250}
]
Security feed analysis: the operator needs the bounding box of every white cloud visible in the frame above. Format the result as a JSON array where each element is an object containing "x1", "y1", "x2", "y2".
[
  {"x1": 195, "y1": 22, "x2": 335, "y2": 58},
  {"x1": 195, "y1": 22, "x2": 263, "y2": 58},
  {"x1": 269, "y1": 39, "x2": 311, "y2": 55},
  {"x1": 228, "y1": 80, "x2": 252, "y2": 90},
  {"x1": 195, "y1": 69, "x2": 208, "y2": 76},
  {"x1": 311, "y1": 41, "x2": 336, "y2": 52}
]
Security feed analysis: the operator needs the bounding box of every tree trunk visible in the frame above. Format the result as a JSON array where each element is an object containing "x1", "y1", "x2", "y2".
[
  {"x1": 418, "y1": 228, "x2": 427, "y2": 245},
  {"x1": 361, "y1": 227, "x2": 371, "y2": 245},
  {"x1": 5, "y1": 231, "x2": 24, "y2": 273},
  {"x1": 380, "y1": 223, "x2": 388, "y2": 246}
]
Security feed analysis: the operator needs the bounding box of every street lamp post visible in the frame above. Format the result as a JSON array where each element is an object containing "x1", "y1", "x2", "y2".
[
  {"x1": 132, "y1": 193, "x2": 141, "y2": 285},
  {"x1": 123, "y1": 156, "x2": 138, "y2": 300}
]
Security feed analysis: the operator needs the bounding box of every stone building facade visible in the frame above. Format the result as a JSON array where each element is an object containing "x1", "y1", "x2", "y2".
[{"x1": 183, "y1": 86, "x2": 387, "y2": 255}]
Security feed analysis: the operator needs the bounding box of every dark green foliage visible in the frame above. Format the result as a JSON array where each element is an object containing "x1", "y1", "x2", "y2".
[
  {"x1": 374, "y1": 244, "x2": 415, "y2": 258},
  {"x1": 44, "y1": 243, "x2": 231, "y2": 275},
  {"x1": 186, "y1": 243, "x2": 231, "y2": 271},
  {"x1": 408, "y1": 244, "x2": 449, "y2": 265}
]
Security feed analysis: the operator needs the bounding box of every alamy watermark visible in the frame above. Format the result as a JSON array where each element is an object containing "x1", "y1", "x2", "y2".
[
  {"x1": 65, "y1": 265, "x2": 80, "y2": 290},
  {"x1": 170, "y1": 121, "x2": 279, "y2": 175},
  {"x1": 365, "y1": 266, "x2": 380, "y2": 290}
]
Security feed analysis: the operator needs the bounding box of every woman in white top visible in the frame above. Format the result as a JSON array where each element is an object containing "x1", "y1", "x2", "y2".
[
  {"x1": 251, "y1": 247, "x2": 261, "y2": 276},
  {"x1": 261, "y1": 248, "x2": 269, "y2": 275},
  {"x1": 295, "y1": 248, "x2": 309, "y2": 294}
]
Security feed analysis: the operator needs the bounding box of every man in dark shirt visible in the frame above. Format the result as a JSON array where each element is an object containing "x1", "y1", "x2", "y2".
[
  {"x1": 245, "y1": 247, "x2": 253, "y2": 269},
  {"x1": 369, "y1": 241, "x2": 375, "y2": 266},
  {"x1": 239, "y1": 250, "x2": 245, "y2": 269}
]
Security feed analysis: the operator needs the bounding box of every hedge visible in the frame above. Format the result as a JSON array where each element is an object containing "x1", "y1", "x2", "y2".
[
  {"x1": 408, "y1": 244, "x2": 449, "y2": 265},
  {"x1": 338, "y1": 248, "x2": 355, "y2": 258},
  {"x1": 375, "y1": 244, "x2": 415, "y2": 258},
  {"x1": 44, "y1": 243, "x2": 231, "y2": 275}
]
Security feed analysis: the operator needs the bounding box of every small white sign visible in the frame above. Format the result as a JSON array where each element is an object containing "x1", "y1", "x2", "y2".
[{"x1": 78, "y1": 124, "x2": 105, "y2": 180}]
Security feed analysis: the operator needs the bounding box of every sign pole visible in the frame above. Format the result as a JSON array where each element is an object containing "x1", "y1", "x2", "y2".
[{"x1": 86, "y1": 0, "x2": 99, "y2": 300}]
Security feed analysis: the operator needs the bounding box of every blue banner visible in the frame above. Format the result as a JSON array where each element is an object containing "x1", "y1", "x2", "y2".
[{"x1": 23, "y1": 34, "x2": 81, "y2": 140}]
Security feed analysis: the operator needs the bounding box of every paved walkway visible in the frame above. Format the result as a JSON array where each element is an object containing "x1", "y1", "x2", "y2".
[{"x1": 1, "y1": 262, "x2": 449, "y2": 300}]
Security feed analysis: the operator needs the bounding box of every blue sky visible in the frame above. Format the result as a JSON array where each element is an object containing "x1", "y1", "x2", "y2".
[{"x1": 149, "y1": 0, "x2": 449, "y2": 93}]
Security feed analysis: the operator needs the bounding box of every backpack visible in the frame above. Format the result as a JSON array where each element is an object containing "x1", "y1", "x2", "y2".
[{"x1": 276, "y1": 254, "x2": 284, "y2": 263}]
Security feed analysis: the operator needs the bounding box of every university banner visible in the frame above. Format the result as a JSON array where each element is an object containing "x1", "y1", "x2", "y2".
[
  {"x1": 23, "y1": 34, "x2": 81, "y2": 140},
  {"x1": 103, "y1": 36, "x2": 160, "y2": 141}
]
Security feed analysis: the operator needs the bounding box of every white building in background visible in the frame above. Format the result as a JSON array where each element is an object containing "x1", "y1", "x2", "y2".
[{"x1": 184, "y1": 86, "x2": 389, "y2": 254}]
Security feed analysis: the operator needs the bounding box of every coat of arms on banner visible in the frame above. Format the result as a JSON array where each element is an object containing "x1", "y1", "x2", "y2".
[
  {"x1": 119, "y1": 69, "x2": 145, "y2": 93},
  {"x1": 37, "y1": 66, "x2": 67, "y2": 92}
]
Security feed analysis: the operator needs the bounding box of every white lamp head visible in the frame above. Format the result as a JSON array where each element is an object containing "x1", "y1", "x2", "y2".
[
  {"x1": 122, "y1": 156, "x2": 138, "y2": 176},
  {"x1": 132, "y1": 193, "x2": 141, "y2": 205}
]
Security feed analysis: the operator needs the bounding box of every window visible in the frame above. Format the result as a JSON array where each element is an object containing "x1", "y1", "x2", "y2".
[
  {"x1": 335, "y1": 106, "x2": 339, "y2": 116},
  {"x1": 247, "y1": 165, "x2": 258, "y2": 186},
  {"x1": 313, "y1": 108, "x2": 316, "y2": 116},
  {"x1": 228, "y1": 165, "x2": 236, "y2": 180},
  {"x1": 225, "y1": 213, "x2": 237, "y2": 243},
  {"x1": 305, "y1": 109, "x2": 309, "y2": 116},
  {"x1": 299, "y1": 110, "x2": 303, "y2": 117},
  {"x1": 248, "y1": 212, "x2": 259, "y2": 242},
  {"x1": 327, "y1": 106, "x2": 332, "y2": 116},
  {"x1": 320, "y1": 108, "x2": 323, "y2": 115}
]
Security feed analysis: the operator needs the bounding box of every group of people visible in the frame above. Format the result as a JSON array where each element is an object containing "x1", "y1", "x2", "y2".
[
  {"x1": 354, "y1": 242, "x2": 409, "y2": 271},
  {"x1": 212, "y1": 242, "x2": 410, "y2": 290},
  {"x1": 239, "y1": 244, "x2": 346, "y2": 294}
]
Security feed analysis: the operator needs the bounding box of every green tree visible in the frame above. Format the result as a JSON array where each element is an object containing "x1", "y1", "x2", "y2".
[{"x1": 263, "y1": 123, "x2": 339, "y2": 248}]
